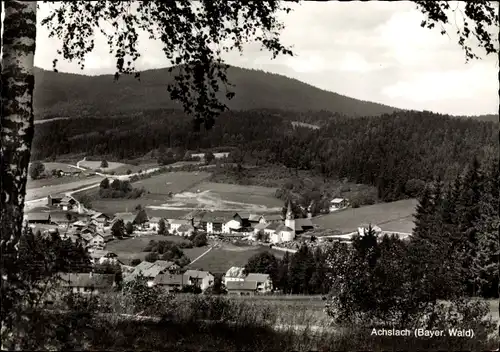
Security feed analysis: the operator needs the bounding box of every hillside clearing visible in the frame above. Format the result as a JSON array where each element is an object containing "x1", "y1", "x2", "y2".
[{"x1": 312, "y1": 198, "x2": 418, "y2": 234}]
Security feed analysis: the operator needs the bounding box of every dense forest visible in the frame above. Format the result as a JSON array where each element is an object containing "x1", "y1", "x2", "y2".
[{"x1": 32, "y1": 109, "x2": 497, "y2": 202}]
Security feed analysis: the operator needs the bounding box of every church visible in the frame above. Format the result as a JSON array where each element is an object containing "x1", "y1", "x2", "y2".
[{"x1": 269, "y1": 201, "x2": 296, "y2": 244}]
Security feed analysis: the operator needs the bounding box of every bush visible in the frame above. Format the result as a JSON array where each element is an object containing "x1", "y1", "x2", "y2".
[
  {"x1": 131, "y1": 259, "x2": 142, "y2": 266},
  {"x1": 145, "y1": 252, "x2": 159, "y2": 263},
  {"x1": 192, "y1": 233, "x2": 208, "y2": 247}
]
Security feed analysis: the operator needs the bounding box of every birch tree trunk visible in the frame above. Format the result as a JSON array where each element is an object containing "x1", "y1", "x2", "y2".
[{"x1": 0, "y1": 1, "x2": 37, "y2": 348}]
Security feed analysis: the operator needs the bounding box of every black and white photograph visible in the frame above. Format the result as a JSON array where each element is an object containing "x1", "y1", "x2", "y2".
[{"x1": 1, "y1": 0, "x2": 499, "y2": 350}]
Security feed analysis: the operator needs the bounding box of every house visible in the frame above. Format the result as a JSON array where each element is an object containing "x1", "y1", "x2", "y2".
[
  {"x1": 169, "y1": 219, "x2": 190, "y2": 232},
  {"x1": 295, "y1": 218, "x2": 315, "y2": 234},
  {"x1": 125, "y1": 260, "x2": 179, "y2": 286},
  {"x1": 80, "y1": 232, "x2": 94, "y2": 245},
  {"x1": 253, "y1": 222, "x2": 270, "y2": 235},
  {"x1": 245, "y1": 273, "x2": 273, "y2": 293},
  {"x1": 26, "y1": 212, "x2": 52, "y2": 225},
  {"x1": 183, "y1": 270, "x2": 214, "y2": 291},
  {"x1": 89, "y1": 233, "x2": 105, "y2": 248},
  {"x1": 91, "y1": 212, "x2": 111, "y2": 225},
  {"x1": 261, "y1": 214, "x2": 283, "y2": 223},
  {"x1": 223, "y1": 266, "x2": 246, "y2": 286},
  {"x1": 101, "y1": 229, "x2": 114, "y2": 242},
  {"x1": 177, "y1": 223, "x2": 195, "y2": 237},
  {"x1": 58, "y1": 272, "x2": 115, "y2": 295},
  {"x1": 50, "y1": 212, "x2": 78, "y2": 226},
  {"x1": 248, "y1": 214, "x2": 265, "y2": 225},
  {"x1": 199, "y1": 211, "x2": 234, "y2": 234},
  {"x1": 357, "y1": 224, "x2": 383, "y2": 237},
  {"x1": 60, "y1": 196, "x2": 78, "y2": 211},
  {"x1": 153, "y1": 274, "x2": 186, "y2": 292},
  {"x1": 99, "y1": 252, "x2": 122, "y2": 266},
  {"x1": 47, "y1": 194, "x2": 64, "y2": 207},
  {"x1": 226, "y1": 280, "x2": 258, "y2": 296},
  {"x1": 88, "y1": 249, "x2": 113, "y2": 265},
  {"x1": 148, "y1": 217, "x2": 163, "y2": 231},
  {"x1": 269, "y1": 224, "x2": 295, "y2": 244},
  {"x1": 330, "y1": 198, "x2": 349, "y2": 212},
  {"x1": 225, "y1": 217, "x2": 243, "y2": 234}
]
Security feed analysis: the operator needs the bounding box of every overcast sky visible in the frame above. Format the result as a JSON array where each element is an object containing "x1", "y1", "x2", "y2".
[{"x1": 35, "y1": 1, "x2": 499, "y2": 116}]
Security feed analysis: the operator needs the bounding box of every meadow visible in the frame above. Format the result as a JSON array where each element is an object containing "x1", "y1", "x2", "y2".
[
  {"x1": 187, "y1": 245, "x2": 285, "y2": 274},
  {"x1": 135, "y1": 171, "x2": 212, "y2": 194},
  {"x1": 105, "y1": 235, "x2": 210, "y2": 264},
  {"x1": 25, "y1": 176, "x2": 103, "y2": 201},
  {"x1": 79, "y1": 160, "x2": 129, "y2": 172},
  {"x1": 312, "y1": 198, "x2": 418, "y2": 234},
  {"x1": 188, "y1": 182, "x2": 283, "y2": 208}
]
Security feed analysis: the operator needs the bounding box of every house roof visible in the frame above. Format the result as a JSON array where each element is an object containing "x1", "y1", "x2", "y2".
[
  {"x1": 58, "y1": 273, "x2": 115, "y2": 289},
  {"x1": 263, "y1": 214, "x2": 283, "y2": 221},
  {"x1": 49, "y1": 194, "x2": 65, "y2": 200},
  {"x1": 331, "y1": 198, "x2": 345, "y2": 203},
  {"x1": 248, "y1": 214, "x2": 262, "y2": 222},
  {"x1": 154, "y1": 274, "x2": 184, "y2": 286},
  {"x1": 91, "y1": 212, "x2": 109, "y2": 220},
  {"x1": 245, "y1": 273, "x2": 270, "y2": 282},
  {"x1": 225, "y1": 266, "x2": 246, "y2": 278},
  {"x1": 200, "y1": 211, "x2": 234, "y2": 223},
  {"x1": 81, "y1": 233, "x2": 94, "y2": 242},
  {"x1": 149, "y1": 217, "x2": 162, "y2": 223},
  {"x1": 226, "y1": 280, "x2": 258, "y2": 291},
  {"x1": 26, "y1": 213, "x2": 51, "y2": 222},
  {"x1": 177, "y1": 224, "x2": 194, "y2": 232},
  {"x1": 141, "y1": 260, "x2": 177, "y2": 278},
  {"x1": 50, "y1": 212, "x2": 77, "y2": 224},
  {"x1": 89, "y1": 249, "x2": 110, "y2": 259},
  {"x1": 183, "y1": 270, "x2": 213, "y2": 279},
  {"x1": 295, "y1": 218, "x2": 314, "y2": 229},
  {"x1": 276, "y1": 224, "x2": 293, "y2": 232},
  {"x1": 169, "y1": 219, "x2": 189, "y2": 225},
  {"x1": 237, "y1": 212, "x2": 250, "y2": 220},
  {"x1": 61, "y1": 196, "x2": 75, "y2": 204},
  {"x1": 265, "y1": 222, "x2": 281, "y2": 231},
  {"x1": 253, "y1": 223, "x2": 269, "y2": 231}
]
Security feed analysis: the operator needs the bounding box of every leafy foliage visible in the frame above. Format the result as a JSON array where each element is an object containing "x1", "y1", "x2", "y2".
[{"x1": 29, "y1": 161, "x2": 45, "y2": 180}]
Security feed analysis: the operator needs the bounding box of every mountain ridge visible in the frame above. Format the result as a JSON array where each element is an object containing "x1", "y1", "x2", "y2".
[
  {"x1": 33, "y1": 65, "x2": 402, "y2": 119},
  {"x1": 33, "y1": 65, "x2": 498, "y2": 122}
]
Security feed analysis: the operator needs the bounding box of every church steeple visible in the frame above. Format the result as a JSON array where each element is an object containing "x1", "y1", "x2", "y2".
[{"x1": 286, "y1": 201, "x2": 293, "y2": 220}]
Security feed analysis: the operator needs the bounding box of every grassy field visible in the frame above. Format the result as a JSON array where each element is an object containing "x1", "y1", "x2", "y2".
[
  {"x1": 312, "y1": 198, "x2": 418, "y2": 234},
  {"x1": 79, "y1": 160, "x2": 129, "y2": 172},
  {"x1": 25, "y1": 176, "x2": 103, "y2": 201},
  {"x1": 36, "y1": 162, "x2": 79, "y2": 173},
  {"x1": 189, "y1": 182, "x2": 282, "y2": 208},
  {"x1": 187, "y1": 245, "x2": 285, "y2": 274},
  {"x1": 105, "y1": 235, "x2": 209, "y2": 264},
  {"x1": 135, "y1": 171, "x2": 212, "y2": 194},
  {"x1": 26, "y1": 174, "x2": 92, "y2": 189}
]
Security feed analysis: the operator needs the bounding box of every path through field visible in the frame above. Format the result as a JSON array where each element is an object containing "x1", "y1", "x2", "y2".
[{"x1": 189, "y1": 246, "x2": 214, "y2": 265}]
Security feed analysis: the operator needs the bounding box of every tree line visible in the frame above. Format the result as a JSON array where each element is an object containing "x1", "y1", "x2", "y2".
[{"x1": 31, "y1": 109, "x2": 497, "y2": 203}]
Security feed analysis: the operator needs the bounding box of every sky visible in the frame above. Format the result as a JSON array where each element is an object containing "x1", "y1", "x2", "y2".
[{"x1": 34, "y1": 1, "x2": 499, "y2": 116}]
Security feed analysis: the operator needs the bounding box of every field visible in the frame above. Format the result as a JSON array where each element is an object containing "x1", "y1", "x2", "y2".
[
  {"x1": 105, "y1": 235, "x2": 210, "y2": 264},
  {"x1": 149, "y1": 181, "x2": 283, "y2": 214},
  {"x1": 312, "y1": 198, "x2": 418, "y2": 234},
  {"x1": 79, "y1": 160, "x2": 129, "y2": 172},
  {"x1": 25, "y1": 175, "x2": 104, "y2": 201},
  {"x1": 135, "y1": 171, "x2": 212, "y2": 194},
  {"x1": 187, "y1": 244, "x2": 285, "y2": 274}
]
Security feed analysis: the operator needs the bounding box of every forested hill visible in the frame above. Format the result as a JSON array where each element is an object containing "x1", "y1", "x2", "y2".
[
  {"x1": 33, "y1": 65, "x2": 400, "y2": 119},
  {"x1": 32, "y1": 109, "x2": 497, "y2": 202}
]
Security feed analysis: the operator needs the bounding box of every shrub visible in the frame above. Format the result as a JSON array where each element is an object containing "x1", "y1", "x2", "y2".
[
  {"x1": 131, "y1": 259, "x2": 142, "y2": 266},
  {"x1": 145, "y1": 252, "x2": 159, "y2": 263}
]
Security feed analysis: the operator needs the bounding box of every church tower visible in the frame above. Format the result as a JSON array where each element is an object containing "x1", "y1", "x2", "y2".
[{"x1": 284, "y1": 201, "x2": 296, "y2": 234}]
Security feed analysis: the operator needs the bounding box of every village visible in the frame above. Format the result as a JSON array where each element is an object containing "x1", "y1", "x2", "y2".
[{"x1": 23, "y1": 187, "x2": 374, "y2": 297}]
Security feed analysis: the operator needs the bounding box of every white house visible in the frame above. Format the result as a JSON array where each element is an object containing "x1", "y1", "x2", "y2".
[
  {"x1": 169, "y1": 219, "x2": 189, "y2": 232},
  {"x1": 89, "y1": 233, "x2": 105, "y2": 248},
  {"x1": 223, "y1": 266, "x2": 246, "y2": 286},
  {"x1": 148, "y1": 217, "x2": 163, "y2": 231},
  {"x1": 245, "y1": 273, "x2": 273, "y2": 293},
  {"x1": 183, "y1": 270, "x2": 214, "y2": 291},
  {"x1": 58, "y1": 273, "x2": 115, "y2": 295},
  {"x1": 330, "y1": 198, "x2": 349, "y2": 212}
]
